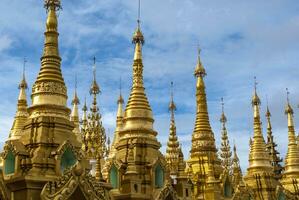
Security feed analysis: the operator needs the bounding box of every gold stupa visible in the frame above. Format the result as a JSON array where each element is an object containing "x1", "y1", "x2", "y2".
[{"x1": 0, "y1": 1, "x2": 298, "y2": 200}]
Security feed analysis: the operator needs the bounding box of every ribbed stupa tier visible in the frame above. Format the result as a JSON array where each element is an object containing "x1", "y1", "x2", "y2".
[
  {"x1": 244, "y1": 85, "x2": 278, "y2": 199},
  {"x1": 9, "y1": 71, "x2": 29, "y2": 140},
  {"x1": 281, "y1": 101, "x2": 299, "y2": 194},
  {"x1": 31, "y1": 2, "x2": 67, "y2": 109}
]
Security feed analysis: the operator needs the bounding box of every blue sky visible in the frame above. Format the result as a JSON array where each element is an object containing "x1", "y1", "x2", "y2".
[{"x1": 0, "y1": 0, "x2": 299, "y2": 171}]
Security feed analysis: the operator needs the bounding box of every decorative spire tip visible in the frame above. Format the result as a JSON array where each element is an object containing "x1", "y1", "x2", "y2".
[{"x1": 44, "y1": 0, "x2": 62, "y2": 11}]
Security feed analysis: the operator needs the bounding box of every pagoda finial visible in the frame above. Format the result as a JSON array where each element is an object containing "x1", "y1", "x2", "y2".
[
  {"x1": 90, "y1": 57, "x2": 100, "y2": 95},
  {"x1": 133, "y1": 0, "x2": 144, "y2": 45},
  {"x1": 194, "y1": 45, "x2": 206, "y2": 78},
  {"x1": 44, "y1": 0, "x2": 61, "y2": 11},
  {"x1": 71, "y1": 74, "x2": 80, "y2": 105},
  {"x1": 169, "y1": 82, "x2": 177, "y2": 121},
  {"x1": 19, "y1": 58, "x2": 28, "y2": 90},
  {"x1": 220, "y1": 97, "x2": 227, "y2": 126}
]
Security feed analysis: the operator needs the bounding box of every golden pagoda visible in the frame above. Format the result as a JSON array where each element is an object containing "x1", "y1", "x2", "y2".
[
  {"x1": 1, "y1": 1, "x2": 299, "y2": 200},
  {"x1": 104, "y1": 4, "x2": 177, "y2": 198}
]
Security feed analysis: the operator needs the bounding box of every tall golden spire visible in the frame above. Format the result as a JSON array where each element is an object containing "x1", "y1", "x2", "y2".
[
  {"x1": 70, "y1": 75, "x2": 81, "y2": 142},
  {"x1": 188, "y1": 48, "x2": 221, "y2": 199},
  {"x1": 246, "y1": 77, "x2": 272, "y2": 172},
  {"x1": 281, "y1": 89, "x2": 299, "y2": 193},
  {"x1": 81, "y1": 58, "x2": 107, "y2": 181},
  {"x1": 265, "y1": 104, "x2": 283, "y2": 179},
  {"x1": 165, "y1": 82, "x2": 180, "y2": 176},
  {"x1": 9, "y1": 59, "x2": 29, "y2": 140},
  {"x1": 31, "y1": 0, "x2": 67, "y2": 108},
  {"x1": 219, "y1": 98, "x2": 232, "y2": 171},
  {"x1": 121, "y1": 6, "x2": 155, "y2": 136},
  {"x1": 243, "y1": 78, "x2": 279, "y2": 199},
  {"x1": 219, "y1": 99, "x2": 230, "y2": 168},
  {"x1": 190, "y1": 47, "x2": 217, "y2": 159},
  {"x1": 108, "y1": 79, "x2": 124, "y2": 159}
]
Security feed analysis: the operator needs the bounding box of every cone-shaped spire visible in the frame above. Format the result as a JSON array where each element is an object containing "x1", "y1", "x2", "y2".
[
  {"x1": 121, "y1": 12, "x2": 155, "y2": 137},
  {"x1": 31, "y1": 0, "x2": 67, "y2": 108},
  {"x1": 165, "y1": 82, "x2": 180, "y2": 176},
  {"x1": 247, "y1": 77, "x2": 272, "y2": 173},
  {"x1": 9, "y1": 59, "x2": 29, "y2": 140},
  {"x1": 232, "y1": 144, "x2": 242, "y2": 186},
  {"x1": 219, "y1": 98, "x2": 232, "y2": 171},
  {"x1": 190, "y1": 48, "x2": 217, "y2": 158},
  {"x1": 282, "y1": 89, "x2": 299, "y2": 192},
  {"x1": 109, "y1": 79, "x2": 124, "y2": 159},
  {"x1": 265, "y1": 105, "x2": 283, "y2": 179},
  {"x1": 70, "y1": 75, "x2": 81, "y2": 142},
  {"x1": 81, "y1": 59, "x2": 107, "y2": 180}
]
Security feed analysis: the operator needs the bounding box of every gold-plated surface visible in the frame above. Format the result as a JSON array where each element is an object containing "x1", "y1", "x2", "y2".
[
  {"x1": 187, "y1": 49, "x2": 222, "y2": 199},
  {"x1": 265, "y1": 106, "x2": 283, "y2": 180},
  {"x1": 1, "y1": 1, "x2": 299, "y2": 200},
  {"x1": 281, "y1": 92, "x2": 299, "y2": 194},
  {"x1": 243, "y1": 81, "x2": 279, "y2": 199},
  {"x1": 165, "y1": 82, "x2": 180, "y2": 177},
  {"x1": 9, "y1": 64, "x2": 29, "y2": 140}
]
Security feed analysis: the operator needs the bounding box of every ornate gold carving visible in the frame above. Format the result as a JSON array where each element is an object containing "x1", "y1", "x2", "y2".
[{"x1": 32, "y1": 81, "x2": 67, "y2": 96}]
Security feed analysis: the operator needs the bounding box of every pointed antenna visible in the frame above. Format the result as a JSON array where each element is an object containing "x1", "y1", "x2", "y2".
[
  {"x1": 119, "y1": 77, "x2": 122, "y2": 95},
  {"x1": 221, "y1": 97, "x2": 224, "y2": 113},
  {"x1": 171, "y1": 81, "x2": 174, "y2": 102},
  {"x1": 75, "y1": 73, "x2": 78, "y2": 90},
  {"x1": 286, "y1": 88, "x2": 290, "y2": 104},
  {"x1": 197, "y1": 44, "x2": 201, "y2": 61},
  {"x1": 23, "y1": 57, "x2": 27, "y2": 79},
  {"x1": 137, "y1": 0, "x2": 141, "y2": 27},
  {"x1": 254, "y1": 76, "x2": 258, "y2": 93},
  {"x1": 93, "y1": 56, "x2": 96, "y2": 81}
]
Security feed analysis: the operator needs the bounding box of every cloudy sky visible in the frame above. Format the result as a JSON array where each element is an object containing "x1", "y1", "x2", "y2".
[{"x1": 0, "y1": 0, "x2": 298, "y2": 171}]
